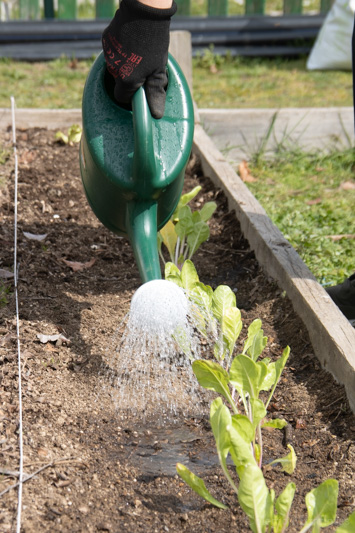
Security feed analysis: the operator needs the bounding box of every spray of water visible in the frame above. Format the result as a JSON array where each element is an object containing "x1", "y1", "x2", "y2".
[{"x1": 101, "y1": 280, "x2": 211, "y2": 421}]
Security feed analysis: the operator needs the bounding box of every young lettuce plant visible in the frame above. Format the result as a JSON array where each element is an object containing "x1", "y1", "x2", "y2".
[
  {"x1": 55, "y1": 124, "x2": 82, "y2": 145},
  {"x1": 165, "y1": 259, "x2": 242, "y2": 367},
  {"x1": 158, "y1": 186, "x2": 217, "y2": 267},
  {"x1": 166, "y1": 260, "x2": 291, "y2": 469},
  {"x1": 170, "y1": 260, "x2": 350, "y2": 533}
]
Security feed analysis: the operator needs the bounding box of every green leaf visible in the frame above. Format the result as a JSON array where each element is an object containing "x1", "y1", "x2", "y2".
[
  {"x1": 336, "y1": 510, "x2": 355, "y2": 532},
  {"x1": 274, "y1": 346, "x2": 290, "y2": 384},
  {"x1": 213, "y1": 337, "x2": 227, "y2": 362},
  {"x1": 259, "y1": 361, "x2": 276, "y2": 392},
  {"x1": 242, "y1": 319, "x2": 267, "y2": 361},
  {"x1": 175, "y1": 205, "x2": 193, "y2": 239},
  {"x1": 164, "y1": 262, "x2": 183, "y2": 287},
  {"x1": 176, "y1": 463, "x2": 228, "y2": 510},
  {"x1": 186, "y1": 220, "x2": 210, "y2": 259},
  {"x1": 181, "y1": 260, "x2": 199, "y2": 291},
  {"x1": 268, "y1": 444, "x2": 297, "y2": 475},
  {"x1": 242, "y1": 319, "x2": 262, "y2": 353},
  {"x1": 222, "y1": 307, "x2": 242, "y2": 355},
  {"x1": 254, "y1": 443, "x2": 261, "y2": 465},
  {"x1": 165, "y1": 274, "x2": 183, "y2": 287},
  {"x1": 249, "y1": 330, "x2": 268, "y2": 361},
  {"x1": 165, "y1": 262, "x2": 181, "y2": 279},
  {"x1": 189, "y1": 283, "x2": 214, "y2": 336},
  {"x1": 228, "y1": 422, "x2": 257, "y2": 478},
  {"x1": 266, "y1": 346, "x2": 290, "y2": 408},
  {"x1": 190, "y1": 283, "x2": 213, "y2": 313},
  {"x1": 192, "y1": 360, "x2": 234, "y2": 407},
  {"x1": 230, "y1": 354, "x2": 264, "y2": 400},
  {"x1": 231, "y1": 414, "x2": 254, "y2": 444},
  {"x1": 55, "y1": 130, "x2": 68, "y2": 144},
  {"x1": 250, "y1": 398, "x2": 267, "y2": 430},
  {"x1": 273, "y1": 482, "x2": 296, "y2": 533},
  {"x1": 68, "y1": 124, "x2": 82, "y2": 143},
  {"x1": 173, "y1": 186, "x2": 202, "y2": 220},
  {"x1": 212, "y1": 285, "x2": 237, "y2": 322},
  {"x1": 160, "y1": 220, "x2": 178, "y2": 262},
  {"x1": 304, "y1": 479, "x2": 338, "y2": 532},
  {"x1": 238, "y1": 464, "x2": 273, "y2": 533},
  {"x1": 200, "y1": 201, "x2": 217, "y2": 222},
  {"x1": 210, "y1": 399, "x2": 239, "y2": 494},
  {"x1": 210, "y1": 398, "x2": 231, "y2": 459},
  {"x1": 262, "y1": 418, "x2": 287, "y2": 430}
]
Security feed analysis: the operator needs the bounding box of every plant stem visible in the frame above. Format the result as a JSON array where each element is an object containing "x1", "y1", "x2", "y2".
[
  {"x1": 298, "y1": 522, "x2": 314, "y2": 533},
  {"x1": 175, "y1": 236, "x2": 180, "y2": 265},
  {"x1": 257, "y1": 424, "x2": 263, "y2": 468},
  {"x1": 220, "y1": 461, "x2": 239, "y2": 496}
]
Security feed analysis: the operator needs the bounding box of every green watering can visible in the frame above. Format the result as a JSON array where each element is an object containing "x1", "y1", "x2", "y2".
[{"x1": 80, "y1": 51, "x2": 194, "y2": 283}]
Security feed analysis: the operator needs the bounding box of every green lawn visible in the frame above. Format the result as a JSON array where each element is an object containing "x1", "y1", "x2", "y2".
[
  {"x1": 0, "y1": 55, "x2": 352, "y2": 109},
  {"x1": 247, "y1": 147, "x2": 355, "y2": 286},
  {"x1": 193, "y1": 55, "x2": 353, "y2": 108}
]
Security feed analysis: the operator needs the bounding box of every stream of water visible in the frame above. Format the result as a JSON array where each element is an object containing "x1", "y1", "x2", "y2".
[{"x1": 101, "y1": 280, "x2": 212, "y2": 421}]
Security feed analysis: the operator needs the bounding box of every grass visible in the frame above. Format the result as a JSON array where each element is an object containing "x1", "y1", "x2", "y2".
[
  {"x1": 0, "y1": 54, "x2": 353, "y2": 109},
  {"x1": 0, "y1": 57, "x2": 92, "y2": 109},
  {"x1": 247, "y1": 147, "x2": 355, "y2": 286},
  {"x1": 0, "y1": 53, "x2": 353, "y2": 286},
  {"x1": 193, "y1": 52, "x2": 353, "y2": 108}
]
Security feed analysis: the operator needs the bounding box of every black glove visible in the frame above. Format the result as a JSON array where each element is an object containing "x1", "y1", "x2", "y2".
[{"x1": 102, "y1": 0, "x2": 177, "y2": 119}]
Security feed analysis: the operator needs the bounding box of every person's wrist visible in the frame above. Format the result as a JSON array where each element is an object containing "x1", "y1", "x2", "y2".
[{"x1": 138, "y1": 0, "x2": 173, "y2": 8}]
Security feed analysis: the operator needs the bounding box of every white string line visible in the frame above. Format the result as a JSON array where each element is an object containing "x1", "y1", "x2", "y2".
[{"x1": 10, "y1": 96, "x2": 24, "y2": 533}]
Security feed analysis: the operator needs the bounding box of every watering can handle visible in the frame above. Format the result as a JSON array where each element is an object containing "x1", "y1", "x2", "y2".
[{"x1": 131, "y1": 85, "x2": 157, "y2": 190}]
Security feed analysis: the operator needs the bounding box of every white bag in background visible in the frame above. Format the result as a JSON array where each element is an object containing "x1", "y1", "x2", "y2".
[{"x1": 307, "y1": 0, "x2": 355, "y2": 70}]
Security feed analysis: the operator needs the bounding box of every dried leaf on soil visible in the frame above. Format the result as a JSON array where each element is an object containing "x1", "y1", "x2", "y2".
[{"x1": 61, "y1": 257, "x2": 96, "y2": 271}]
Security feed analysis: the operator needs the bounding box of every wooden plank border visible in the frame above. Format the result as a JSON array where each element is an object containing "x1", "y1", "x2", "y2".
[{"x1": 193, "y1": 122, "x2": 355, "y2": 413}]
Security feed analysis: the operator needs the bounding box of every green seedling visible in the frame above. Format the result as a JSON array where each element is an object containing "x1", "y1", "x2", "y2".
[
  {"x1": 0, "y1": 144, "x2": 11, "y2": 166},
  {"x1": 158, "y1": 187, "x2": 217, "y2": 267},
  {"x1": 0, "y1": 282, "x2": 12, "y2": 307},
  {"x1": 55, "y1": 124, "x2": 82, "y2": 145},
  {"x1": 173, "y1": 260, "x2": 350, "y2": 532},
  {"x1": 165, "y1": 260, "x2": 242, "y2": 364}
]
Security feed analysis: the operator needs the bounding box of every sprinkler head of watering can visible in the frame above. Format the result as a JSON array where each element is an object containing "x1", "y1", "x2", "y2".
[
  {"x1": 129, "y1": 280, "x2": 189, "y2": 336},
  {"x1": 80, "y1": 52, "x2": 194, "y2": 284}
]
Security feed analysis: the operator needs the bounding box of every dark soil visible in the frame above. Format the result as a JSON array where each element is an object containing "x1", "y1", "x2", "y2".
[{"x1": 0, "y1": 127, "x2": 354, "y2": 533}]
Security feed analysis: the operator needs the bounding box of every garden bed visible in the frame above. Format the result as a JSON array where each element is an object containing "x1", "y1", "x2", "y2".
[{"x1": 0, "y1": 127, "x2": 354, "y2": 532}]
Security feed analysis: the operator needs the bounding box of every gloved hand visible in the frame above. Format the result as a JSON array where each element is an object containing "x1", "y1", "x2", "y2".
[{"x1": 102, "y1": 0, "x2": 177, "y2": 119}]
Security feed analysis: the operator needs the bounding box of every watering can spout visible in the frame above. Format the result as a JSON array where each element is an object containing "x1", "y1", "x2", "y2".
[
  {"x1": 80, "y1": 51, "x2": 194, "y2": 284},
  {"x1": 126, "y1": 200, "x2": 161, "y2": 283}
]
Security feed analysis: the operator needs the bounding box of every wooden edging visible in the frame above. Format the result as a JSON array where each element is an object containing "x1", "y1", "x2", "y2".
[{"x1": 193, "y1": 122, "x2": 355, "y2": 413}]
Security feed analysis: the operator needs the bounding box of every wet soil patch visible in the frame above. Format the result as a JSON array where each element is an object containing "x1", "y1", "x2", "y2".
[{"x1": 0, "y1": 128, "x2": 354, "y2": 532}]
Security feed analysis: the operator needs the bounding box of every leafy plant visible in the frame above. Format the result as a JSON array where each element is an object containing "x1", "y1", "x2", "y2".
[
  {"x1": 55, "y1": 124, "x2": 82, "y2": 145},
  {"x1": 171, "y1": 260, "x2": 351, "y2": 532},
  {"x1": 158, "y1": 187, "x2": 217, "y2": 267},
  {"x1": 0, "y1": 144, "x2": 11, "y2": 166},
  {"x1": 0, "y1": 281, "x2": 12, "y2": 307}
]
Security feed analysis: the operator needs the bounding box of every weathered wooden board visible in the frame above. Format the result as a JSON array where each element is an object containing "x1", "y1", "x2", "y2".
[{"x1": 193, "y1": 122, "x2": 355, "y2": 413}]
